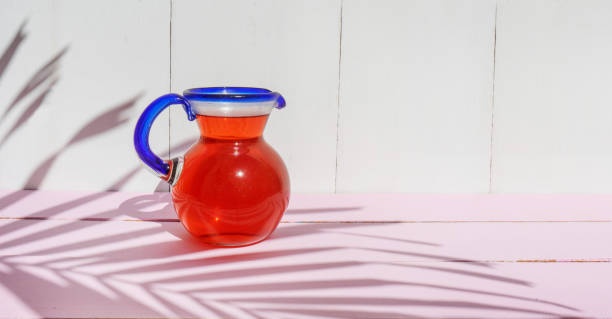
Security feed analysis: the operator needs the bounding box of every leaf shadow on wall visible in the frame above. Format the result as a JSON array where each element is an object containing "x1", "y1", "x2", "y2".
[
  {"x1": 0, "y1": 20, "x2": 171, "y2": 192},
  {"x1": 22, "y1": 93, "x2": 143, "y2": 189},
  {"x1": 0, "y1": 20, "x2": 26, "y2": 83}
]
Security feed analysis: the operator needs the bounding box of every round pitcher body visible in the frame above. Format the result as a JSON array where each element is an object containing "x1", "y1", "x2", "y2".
[
  {"x1": 134, "y1": 87, "x2": 289, "y2": 247},
  {"x1": 172, "y1": 115, "x2": 290, "y2": 246}
]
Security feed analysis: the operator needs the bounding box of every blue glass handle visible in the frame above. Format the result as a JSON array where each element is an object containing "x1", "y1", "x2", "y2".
[{"x1": 134, "y1": 93, "x2": 195, "y2": 177}]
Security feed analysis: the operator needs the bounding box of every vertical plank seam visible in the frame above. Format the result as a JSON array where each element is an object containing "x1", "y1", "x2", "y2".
[
  {"x1": 333, "y1": 0, "x2": 344, "y2": 194},
  {"x1": 167, "y1": 0, "x2": 173, "y2": 192},
  {"x1": 488, "y1": 2, "x2": 498, "y2": 193}
]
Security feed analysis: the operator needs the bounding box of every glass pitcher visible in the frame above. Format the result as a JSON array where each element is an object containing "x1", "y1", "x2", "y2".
[{"x1": 134, "y1": 87, "x2": 290, "y2": 247}]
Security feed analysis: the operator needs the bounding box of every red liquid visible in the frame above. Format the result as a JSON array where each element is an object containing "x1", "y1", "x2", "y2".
[{"x1": 171, "y1": 114, "x2": 290, "y2": 246}]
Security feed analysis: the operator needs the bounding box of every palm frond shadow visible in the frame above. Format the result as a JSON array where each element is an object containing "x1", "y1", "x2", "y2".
[
  {"x1": 0, "y1": 192, "x2": 581, "y2": 318},
  {"x1": 22, "y1": 93, "x2": 143, "y2": 189},
  {"x1": 0, "y1": 18, "x2": 582, "y2": 319},
  {"x1": 0, "y1": 20, "x2": 147, "y2": 192},
  {"x1": 0, "y1": 46, "x2": 68, "y2": 125},
  {"x1": 0, "y1": 20, "x2": 27, "y2": 83},
  {"x1": 0, "y1": 20, "x2": 68, "y2": 142}
]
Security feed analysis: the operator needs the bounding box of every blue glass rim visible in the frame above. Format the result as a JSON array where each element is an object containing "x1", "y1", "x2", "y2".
[{"x1": 183, "y1": 87, "x2": 281, "y2": 103}]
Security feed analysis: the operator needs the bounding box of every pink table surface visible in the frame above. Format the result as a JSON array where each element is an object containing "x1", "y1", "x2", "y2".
[{"x1": 0, "y1": 190, "x2": 610, "y2": 318}]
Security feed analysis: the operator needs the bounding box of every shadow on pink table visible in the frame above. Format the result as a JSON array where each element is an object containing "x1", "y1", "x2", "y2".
[{"x1": 0, "y1": 190, "x2": 586, "y2": 319}]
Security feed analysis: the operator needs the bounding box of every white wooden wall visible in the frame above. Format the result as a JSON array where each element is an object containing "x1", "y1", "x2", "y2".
[
  {"x1": 337, "y1": 0, "x2": 495, "y2": 192},
  {"x1": 491, "y1": 0, "x2": 612, "y2": 192},
  {"x1": 0, "y1": 0, "x2": 611, "y2": 193}
]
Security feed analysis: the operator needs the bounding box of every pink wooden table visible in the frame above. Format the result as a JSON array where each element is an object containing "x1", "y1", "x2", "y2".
[{"x1": 0, "y1": 190, "x2": 610, "y2": 318}]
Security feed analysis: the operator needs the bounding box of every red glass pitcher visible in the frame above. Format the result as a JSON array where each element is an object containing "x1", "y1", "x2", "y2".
[{"x1": 134, "y1": 87, "x2": 289, "y2": 247}]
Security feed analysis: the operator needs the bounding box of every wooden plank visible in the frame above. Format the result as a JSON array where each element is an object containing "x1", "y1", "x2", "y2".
[
  {"x1": 336, "y1": 0, "x2": 496, "y2": 192},
  {"x1": 2, "y1": 190, "x2": 612, "y2": 222},
  {"x1": 288, "y1": 193, "x2": 612, "y2": 222},
  {"x1": 0, "y1": 219, "x2": 609, "y2": 318},
  {"x1": 492, "y1": 0, "x2": 612, "y2": 192},
  {"x1": 0, "y1": 190, "x2": 174, "y2": 221},
  {"x1": 0, "y1": 219, "x2": 609, "y2": 264},
  {"x1": 2, "y1": 262, "x2": 610, "y2": 318}
]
